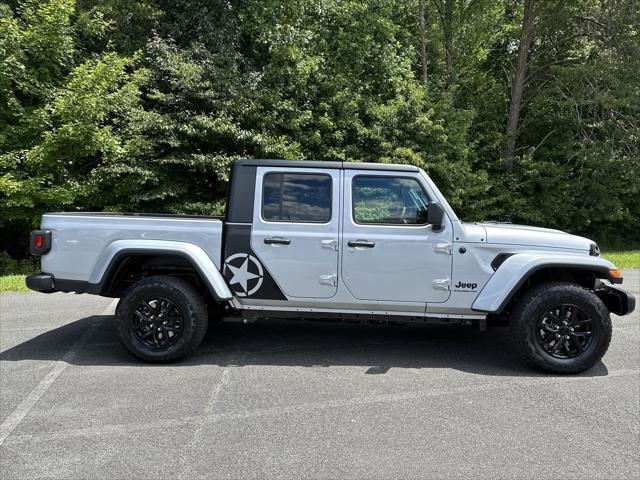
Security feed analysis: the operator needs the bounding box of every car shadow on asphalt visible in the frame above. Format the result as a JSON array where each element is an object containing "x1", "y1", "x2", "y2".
[{"x1": 0, "y1": 315, "x2": 610, "y2": 378}]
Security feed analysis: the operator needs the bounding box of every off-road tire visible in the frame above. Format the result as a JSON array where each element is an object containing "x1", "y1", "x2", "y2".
[
  {"x1": 510, "y1": 281, "x2": 612, "y2": 374},
  {"x1": 116, "y1": 276, "x2": 208, "y2": 362}
]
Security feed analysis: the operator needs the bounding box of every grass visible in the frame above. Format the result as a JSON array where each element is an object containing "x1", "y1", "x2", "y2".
[
  {"x1": 0, "y1": 249, "x2": 638, "y2": 293},
  {"x1": 0, "y1": 275, "x2": 29, "y2": 293},
  {"x1": 601, "y1": 250, "x2": 640, "y2": 269}
]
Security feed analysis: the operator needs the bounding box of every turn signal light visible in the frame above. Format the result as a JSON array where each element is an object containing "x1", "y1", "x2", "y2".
[{"x1": 609, "y1": 269, "x2": 622, "y2": 278}]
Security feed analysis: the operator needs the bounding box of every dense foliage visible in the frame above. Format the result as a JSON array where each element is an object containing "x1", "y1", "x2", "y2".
[{"x1": 1, "y1": 0, "x2": 638, "y2": 266}]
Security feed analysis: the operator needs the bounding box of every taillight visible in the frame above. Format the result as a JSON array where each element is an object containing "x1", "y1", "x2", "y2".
[{"x1": 30, "y1": 230, "x2": 52, "y2": 255}]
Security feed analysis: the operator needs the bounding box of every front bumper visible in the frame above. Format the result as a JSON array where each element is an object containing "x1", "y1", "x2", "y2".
[{"x1": 596, "y1": 283, "x2": 636, "y2": 316}]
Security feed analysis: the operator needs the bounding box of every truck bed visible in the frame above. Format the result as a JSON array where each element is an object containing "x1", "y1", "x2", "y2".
[
  {"x1": 44, "y1": 211, "x2": 225, "y2": 220},
  {"x1": 40, "y1": 213, "x2": 224, "y2": 282}
]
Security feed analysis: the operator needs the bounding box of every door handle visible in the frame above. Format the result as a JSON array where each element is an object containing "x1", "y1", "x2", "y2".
[
  {"x1": 264, "y1": 237, "x2": 291, "y2": 245},
  {"x1": 348, "y1": 240, "x2": 375, "y2": 248}
]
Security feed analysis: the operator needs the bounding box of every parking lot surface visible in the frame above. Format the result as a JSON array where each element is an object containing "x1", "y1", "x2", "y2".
[{"x1": 1, "y1": 271, "x2": 638, "y2": 479}]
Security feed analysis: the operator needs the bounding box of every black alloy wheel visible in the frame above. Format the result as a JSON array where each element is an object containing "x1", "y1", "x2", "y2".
[
  {"x1": 510, "y1": 281, "x2": 612, "y2": 374},
  {"x1": 535, "y1": 304, "x2": 593, "y2": 359},
  {"x1": 116, "y1": 276, "x2": 208, "y2": 362},
  {"x1": 132, "y1": 297, "x2": 184, "y2": 350}
]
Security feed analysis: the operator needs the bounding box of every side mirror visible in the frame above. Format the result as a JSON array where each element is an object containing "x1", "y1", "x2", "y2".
[{"x1": 427, "y1": 201, "x2": 444, "y2": 229}]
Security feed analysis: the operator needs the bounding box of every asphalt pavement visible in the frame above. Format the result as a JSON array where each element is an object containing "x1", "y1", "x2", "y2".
[{"x1": 1, "y1": 271, "x2": 638, "y2": 479}]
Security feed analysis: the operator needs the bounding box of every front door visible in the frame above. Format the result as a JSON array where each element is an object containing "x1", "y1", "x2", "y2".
[
  {"x1": 250, "y1": 166, "x2": 340, "y2": 299},
  {"x1": 341, "y1": 170, "x2": 452, "y2": 303}
]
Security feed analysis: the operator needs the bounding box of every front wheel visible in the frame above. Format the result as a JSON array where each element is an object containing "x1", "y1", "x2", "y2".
[
  {"x1": 510, "y1": 282, "x2": 612, "y2": 374},
  {"x1": 116, "y1": 276, "x2": 208, "y2": 362}
]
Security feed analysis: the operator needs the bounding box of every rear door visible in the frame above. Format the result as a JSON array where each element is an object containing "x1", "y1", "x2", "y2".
[
  {"x1": 341, "y1": 170, "x2": 452, "y2": 303},
  {"x1": 250, "y1": 166, "x2": 340, "y2": 299}
]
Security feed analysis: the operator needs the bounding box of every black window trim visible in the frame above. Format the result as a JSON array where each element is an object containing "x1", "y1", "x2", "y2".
[
  {"x1": 260, "y1": 171, "x2": 334, "y2": 225},
  {"x1": 351, "y1": 174, "x2": 431, "y2": 227}
]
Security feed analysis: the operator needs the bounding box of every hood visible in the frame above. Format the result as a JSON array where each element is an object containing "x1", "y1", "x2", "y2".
[{"x1": 476, "y1": 222, "x2": 593, "y2": 252}]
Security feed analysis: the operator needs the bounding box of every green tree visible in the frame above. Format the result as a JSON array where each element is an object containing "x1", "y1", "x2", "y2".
[{"x1": 0, "y1": 0, "x2": 638, "y2": 267}]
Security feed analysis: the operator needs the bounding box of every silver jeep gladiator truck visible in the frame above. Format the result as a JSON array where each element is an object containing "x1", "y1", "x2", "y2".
[{"x1": 26, "y1": 159, "x2": 635, "y2": 373}]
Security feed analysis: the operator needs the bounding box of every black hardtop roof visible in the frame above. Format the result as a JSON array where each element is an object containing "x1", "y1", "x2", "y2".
[{"x1": 235, "y1": 159, "x2": 419, "y2": 172}]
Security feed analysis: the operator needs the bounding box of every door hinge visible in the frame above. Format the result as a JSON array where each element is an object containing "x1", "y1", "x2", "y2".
[
  {"x1": 321, "y1": 239, "x2": 339, "y2": 251},
  {"x1": 432, "y1": 279, "x2": 451, "y2": 291},
  {"x1": 435, "y1": 243, "x2": 452, "y2": 255},
  {"x1": 320, "y1": 274, "x2": 338, "y2": 287}
]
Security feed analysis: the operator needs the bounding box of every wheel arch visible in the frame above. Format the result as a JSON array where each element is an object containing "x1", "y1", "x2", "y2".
[
  {"x1": 473, "y1": 253, "x2": 621, "y2": 315},
  {"x1": 91, "y1": 240, "x2": 233, "y2": 301}
]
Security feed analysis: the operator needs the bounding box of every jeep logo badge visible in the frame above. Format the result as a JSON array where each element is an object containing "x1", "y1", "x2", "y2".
[{"x1": 454, "y1": 281, "x2": 478, "y2": 291}]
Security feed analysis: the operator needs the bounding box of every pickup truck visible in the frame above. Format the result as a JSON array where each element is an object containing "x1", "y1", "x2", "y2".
[{"x1": 26, "y1": 159, "x2": 635, "y2": 373}]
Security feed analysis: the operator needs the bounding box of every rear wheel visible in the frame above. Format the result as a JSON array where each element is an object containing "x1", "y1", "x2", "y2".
[
  {"x1": 116, "y1": 276, "x2": 208, "y2": 362},
  {"x1": 510, "y1": 282, "x2": 612, "y2": 374}
]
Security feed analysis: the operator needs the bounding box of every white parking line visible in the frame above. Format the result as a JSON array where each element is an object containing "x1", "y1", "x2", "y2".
[
  {"x1": 2, "y1": 367, "x2": 637, "y2": 446},
  {"x1": 0, "y1": 299, "x2": 117, "y2": 446},
  {"x1": 177, "y1": 357, "x2": 235, "y2": 480}
]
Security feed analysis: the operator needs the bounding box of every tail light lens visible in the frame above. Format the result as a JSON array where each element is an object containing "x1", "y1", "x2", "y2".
[{"x1": 30, "y1": 230, "x2": 52, "y2": 255}]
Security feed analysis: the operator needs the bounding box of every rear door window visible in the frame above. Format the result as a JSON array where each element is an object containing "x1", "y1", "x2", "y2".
[{"x1": 262, "y1": 173, "x2": 332, "y2": 223}]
